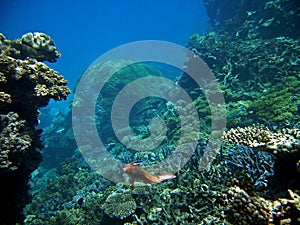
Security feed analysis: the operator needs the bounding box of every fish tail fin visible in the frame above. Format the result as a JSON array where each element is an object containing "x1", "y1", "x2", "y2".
[{"x1": 157, "y1": 174, "x2": 176, "y2": 182}]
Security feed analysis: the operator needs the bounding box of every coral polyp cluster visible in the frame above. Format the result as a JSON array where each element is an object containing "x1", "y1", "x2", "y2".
[
  {"x1": 221, "y1": 186, "x2": 300, "y2": 225},
  {"x1": 1, "y1": 32, "x2": 61, "y2": 62},
  {"x1": 223, "y1": 125, "x2": 300, "y2": 155}
]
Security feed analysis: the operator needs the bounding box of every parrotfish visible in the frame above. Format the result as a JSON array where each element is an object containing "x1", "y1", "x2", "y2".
[{"x1": 123, "y1": 163, "x2": 176, "y2": 189}]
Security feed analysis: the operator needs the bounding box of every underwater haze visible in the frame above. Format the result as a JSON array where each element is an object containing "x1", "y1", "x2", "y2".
[
  {"x1": 0, "y1": 0, "x2": 209, "y2": 89},
  {"x1": 1, "y1": 0, "x2": 300, "y2": 224}
]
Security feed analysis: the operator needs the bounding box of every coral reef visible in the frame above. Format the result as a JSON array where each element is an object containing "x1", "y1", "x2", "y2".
[
  {"x1": 223, "y1": 125, "x2": 300, "y2": 188},
  {"x1": 1, "y1": 32, "x2": 61, "y2": 62},
  {"x1": 221, "y1": 186, "x2": 300, "y2": 224},
  {"x1": 225, "y1": 145, "x2": 275, "y2": 188},
  {"x1": 222, "y1": 185, "x2": 272, "y2": 224},
  {"x1": 204, "y1": 0, "x2": 300, "y2": 39},
  {"x1": 0, "y1": 51, "x2": 70, "y2": 125},
  {"x1": 187, "y1": 0, "x2": 300, "y2": 127},
  {"x1": 249, "y1": 76, "x2": 300, "y2": 124},
  {"x1": 0, "y1": 112, "x2": 41, "y2": 171},
  {"x1": 223, "y1": 125, "x2": 300, "y2": 155},
  {"x1": 40, "y1": 109, "x2": 77, "y2": 169},
  {"x1": 24, "y1": 137, "x2": 300, "y2": 225},
  {"x1": 0, "y1": 33, "x2": 70, "y2": 224},
  {"x1": 22, "y1": 0, "x2": 300, "y2": 224},
  {"x1": 102, "y1": 192, "x2": 137, "y2": 219}
]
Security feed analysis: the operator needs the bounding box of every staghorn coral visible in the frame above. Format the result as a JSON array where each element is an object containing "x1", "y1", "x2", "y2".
[
  {"x1": 1, "y1": 32, "x2": 61, "y2": 62},
  {"x1": 102, "y1": 192, "x2": 137, "y2": 220},
  {"x1": 225, "y1": 145, "x2": 275, "y2": 188}
]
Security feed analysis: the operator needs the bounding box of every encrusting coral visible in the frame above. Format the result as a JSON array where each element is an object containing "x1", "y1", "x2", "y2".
[
  {"x1": 0, "y1": 41, "x2": 70, "y2": 128},
  {"x1": 0, "y1": 32, "x2": 70, "y2": 224}
]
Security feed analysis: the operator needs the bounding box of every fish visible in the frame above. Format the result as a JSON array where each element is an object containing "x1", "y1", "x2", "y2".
[
  {"x1": 123, "y1": 163, "x2": 176, "y2": 189},
  {"x1": 227, "y1": 105, "x2": 246, "y2": 121}
]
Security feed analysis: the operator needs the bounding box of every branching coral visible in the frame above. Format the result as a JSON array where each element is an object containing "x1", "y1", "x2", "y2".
[
  {"x1": 226, "y1": 145, "x2": 275, "y2": 188},
  {"x1": 249, "y1": 76, "x2": 300, "y2": 124}
]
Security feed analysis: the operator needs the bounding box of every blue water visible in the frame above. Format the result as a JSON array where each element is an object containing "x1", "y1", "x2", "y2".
[
  {"x1": 2, "y1": 1, "x2": 300, "y2": 224},
  {"x1": 0, "y1": 0, "x2": 209, "y2": 90}
]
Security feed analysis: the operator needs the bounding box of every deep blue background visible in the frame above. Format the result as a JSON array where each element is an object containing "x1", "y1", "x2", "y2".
[{"x1": 1, "y1": 0, "x2": 209, "y2": 90}]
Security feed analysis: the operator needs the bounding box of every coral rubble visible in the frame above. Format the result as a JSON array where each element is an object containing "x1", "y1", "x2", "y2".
[{"x1": 0, "y1": 33, "x2": 70, "y2": 224}]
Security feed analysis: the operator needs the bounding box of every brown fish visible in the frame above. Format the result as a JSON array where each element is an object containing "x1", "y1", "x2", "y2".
[{"x1": 123, "y1": 163, "x2": 176, "y2": 189}]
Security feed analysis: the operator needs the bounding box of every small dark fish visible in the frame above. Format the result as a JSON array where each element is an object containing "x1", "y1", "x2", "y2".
[{"x1": 77, "y1": 197, "x2": 84, "y2": 206}]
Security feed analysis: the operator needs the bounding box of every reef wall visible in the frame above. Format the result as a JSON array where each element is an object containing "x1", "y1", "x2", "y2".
[
  {"x1": 0, "y1": 32, "x2": 70, "y2": 224},
  {"x1": 20, "y1": 0, "x2": 300, "y2": 224}
]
